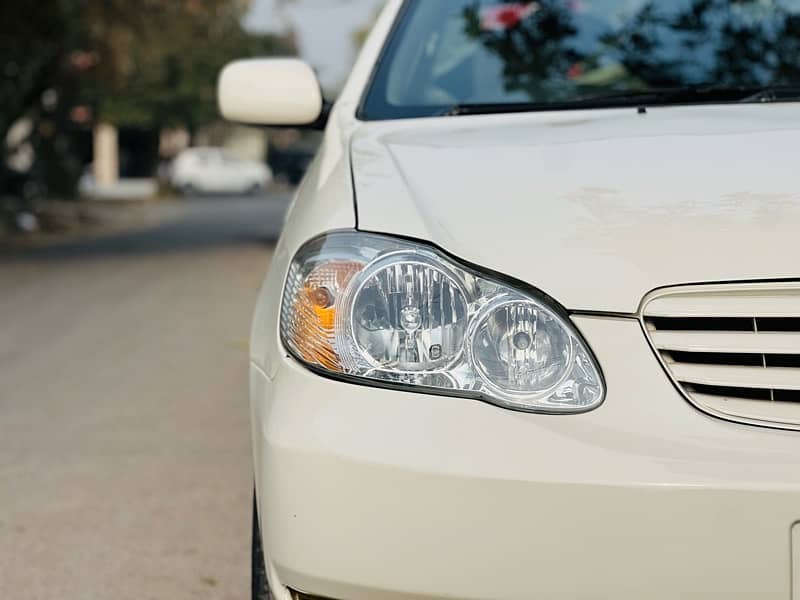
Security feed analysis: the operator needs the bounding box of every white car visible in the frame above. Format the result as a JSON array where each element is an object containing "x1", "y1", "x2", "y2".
[
  {"x1": 219, "y1": 2, "x2": 800, "y2": 599},
  {"x1": 170, "y1": 147, "x2": 271, "y2": 195}
]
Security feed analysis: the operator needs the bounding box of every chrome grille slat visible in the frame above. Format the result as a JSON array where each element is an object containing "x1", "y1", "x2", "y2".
[
  {"x1": 643, "y1": 283, "x2": 800, "y2": 431},
  {"x1": 691, "y1": 394, "x2": 800, "y2": 427},
  {"x1": 670, "y1": 363, "x2": 800, "y2": 390},
  {"x1": 651, "y1": 330, "x2": 800, "y2": 354},
  {"x1": 645, "y1": 286, "x2": 800, "y2": 318}
]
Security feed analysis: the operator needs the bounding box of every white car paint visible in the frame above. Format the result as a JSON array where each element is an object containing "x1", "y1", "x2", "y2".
[
  {"x1": 226, "y1": 1, "x2": 800, "y2": 598},
  {"x1": 351, "y1": 102, "x2": 800, "y2": 314},
  {"x1": 170, "y1": 147, "x2": 271, "y2": 194},
  {"x1": 218, "y1": 58, "x2": 323, "y2": 127}
]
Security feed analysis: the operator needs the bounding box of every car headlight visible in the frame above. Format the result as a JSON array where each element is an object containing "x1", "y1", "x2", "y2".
[{"x1": 280, "y1": 232, "x2": 604, "y2": 413}]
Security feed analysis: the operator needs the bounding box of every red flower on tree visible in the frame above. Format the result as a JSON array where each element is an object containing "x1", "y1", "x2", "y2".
[
  {"x1": 480, "y1": 2, "x2": 540, "y2": 32},
  {"x1": 567, "y1": 62, "x2": 585, "y2": 80}
]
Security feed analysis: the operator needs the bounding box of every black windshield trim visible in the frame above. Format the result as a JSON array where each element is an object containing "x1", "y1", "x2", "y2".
[
  {"x1": 359, "y1": 97, "x2": 800, "y2": 122},
  {"x1": 436, "y1": 85, "x2": 800, "y2": 117}
]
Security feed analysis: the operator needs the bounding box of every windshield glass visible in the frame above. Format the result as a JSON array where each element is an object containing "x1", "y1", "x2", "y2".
[{"x1": 360, "y1": 0, "x2": 800, "y2": 119}]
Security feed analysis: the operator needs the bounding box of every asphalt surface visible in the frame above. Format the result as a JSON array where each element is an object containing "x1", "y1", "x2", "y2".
[{"x1": 0, "y1": 193, "x2": 291, "y2": 600}]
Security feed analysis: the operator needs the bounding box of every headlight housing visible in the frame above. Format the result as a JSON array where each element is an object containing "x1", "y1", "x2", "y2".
[{"x1": 280, "y1": 232, "x2": 604, "y2": 413}]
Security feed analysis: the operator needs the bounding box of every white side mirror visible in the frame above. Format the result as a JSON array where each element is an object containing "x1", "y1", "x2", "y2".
[{"x1": 218, "y1": 58, "x2": 325, "y2": 127}]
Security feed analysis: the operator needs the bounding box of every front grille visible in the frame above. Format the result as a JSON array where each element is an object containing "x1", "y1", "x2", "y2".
[{"x1": 642, "y1": 283, "x2": 800, "y2": 431}]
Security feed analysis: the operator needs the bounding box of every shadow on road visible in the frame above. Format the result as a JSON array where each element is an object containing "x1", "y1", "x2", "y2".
[{"x1": 1, "y1": 194, "x2": 291, "y2": 262}]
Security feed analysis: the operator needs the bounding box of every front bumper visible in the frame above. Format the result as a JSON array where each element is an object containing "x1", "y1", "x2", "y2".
[{"x1": 251, "y1": 316, "x2": 800, "y2": 600}]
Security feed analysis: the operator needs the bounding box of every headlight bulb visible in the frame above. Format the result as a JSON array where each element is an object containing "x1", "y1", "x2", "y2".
[{"x1": 348, "y1": 257, "x2": 469, "y2": 372}]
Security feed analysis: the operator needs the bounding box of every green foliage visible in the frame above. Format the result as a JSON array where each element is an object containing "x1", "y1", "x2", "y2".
[
  {"x1": 80, "y1": 1, "x2": 296, "y2": 130},
  {"x1": 0, "y1": 0, "x2": 294, "y2": 196}
]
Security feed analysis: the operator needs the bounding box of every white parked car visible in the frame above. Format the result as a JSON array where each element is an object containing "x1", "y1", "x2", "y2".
[
  {"x1": 170, "y1": 147, "x2": 271, "y2": 195},
  {"x1": 219, "y1": 2, "x2": 800, "y2": 599}
]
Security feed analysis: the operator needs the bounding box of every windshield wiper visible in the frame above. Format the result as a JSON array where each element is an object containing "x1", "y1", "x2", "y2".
[
  {"x1": 440, "y1": 102, "x2": 552, "y2": 116},
  {"x1": 440, "y1": 85, "x2": 800, "y2": 117},
  {"x1": 439, "y1": 92, "x2": 665, "y2": 116},
  {"x1": 738, "y1": 85, "x2": 800, "y2": 103}
]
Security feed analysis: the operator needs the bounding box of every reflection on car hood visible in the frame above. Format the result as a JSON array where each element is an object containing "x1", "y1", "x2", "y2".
[{"x1": 351, "y1": 104, "x2": 800, "y2": 313}]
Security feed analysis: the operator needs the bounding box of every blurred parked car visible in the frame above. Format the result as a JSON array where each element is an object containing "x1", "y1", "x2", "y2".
[{"x1": 170, "y1": 147, "x2": 271, "y2": 195}]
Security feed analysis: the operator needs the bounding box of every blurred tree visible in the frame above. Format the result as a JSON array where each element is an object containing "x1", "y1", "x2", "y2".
[
  {"x1": 603, "y1": 1, "x2": 800, "y2": 88},
  {"x1": 0, "y1": 2, "x2": 85, "y2": 196},
  {"x1": 82, "y1": 0, "x2": 295, "y2": 132},
  {"x1": 0, "y1": 0, "x2": 294, "y2": 197},
  {"x1": 463, "y1": 0, "x2": 579, "y2": 102},
  {"x1": 461, "y1": 0, "x2": 800, "y2": 102}
]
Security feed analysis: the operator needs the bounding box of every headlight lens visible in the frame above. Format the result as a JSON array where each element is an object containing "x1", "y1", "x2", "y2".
[
  {"x1": 280, "y1": 232, "x2": 604, "y2": 413},
  {"x1": 348, "y1": 253, "x2": 469, "y2": 372}
]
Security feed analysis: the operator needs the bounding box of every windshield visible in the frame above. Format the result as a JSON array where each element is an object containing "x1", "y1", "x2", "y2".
[{"x1": 360, "y1": 0, "x2": 800, "y2": 119}]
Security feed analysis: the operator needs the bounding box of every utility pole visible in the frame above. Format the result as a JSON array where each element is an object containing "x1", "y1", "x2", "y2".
[{"x1": 94, "y1": 123, "x2": 119, "y2": 188}]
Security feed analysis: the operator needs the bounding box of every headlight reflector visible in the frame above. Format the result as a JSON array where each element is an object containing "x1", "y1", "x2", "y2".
[
  {"x1": 280, "y1": 233, "x2": 604, "y2": 413},
  {"x1": 348, "y1": 254, "x2": 469, "y2": 372},
  {"x1": 470, "y1": 296, "x2": 573, "y2": 394}
]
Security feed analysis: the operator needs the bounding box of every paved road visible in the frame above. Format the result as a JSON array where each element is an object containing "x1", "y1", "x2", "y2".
[{"x1": 0, "y1": 194, "x2": 290, "y2": 600}]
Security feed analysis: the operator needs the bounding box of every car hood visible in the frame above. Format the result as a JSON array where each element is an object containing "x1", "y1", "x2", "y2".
[{"x1": 351, "y1": 103, "x2": 800, "y2": 313}]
